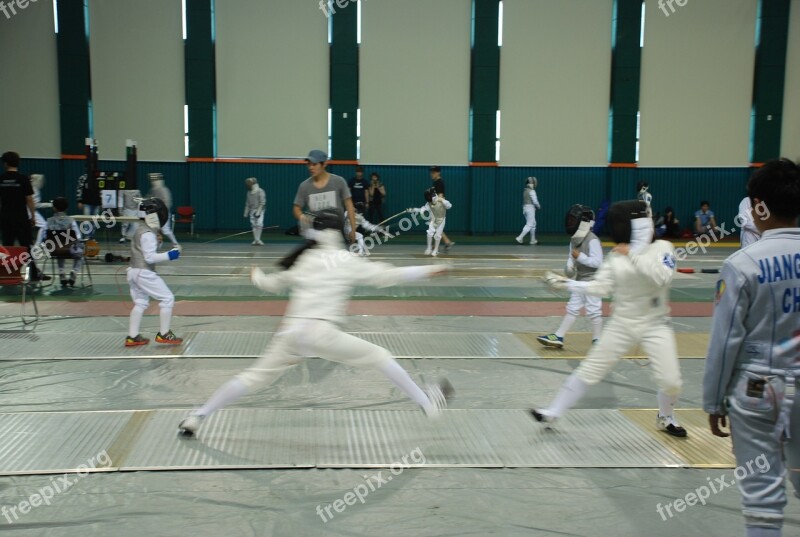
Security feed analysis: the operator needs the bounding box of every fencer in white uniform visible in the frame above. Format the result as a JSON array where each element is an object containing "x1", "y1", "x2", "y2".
[
  {"x1": 244, "y1": 177, "x2": 266, "y2": 245},
  {"x1": 534, "y1": 199, "x2": 687, "y2": 437},
  {"x1": 178, "y1": 209, "x2": 453, "y2": 436},
  {"x1": 125, "y1": 197, "x2": 183, "y2": 347},
  {"x1": 703, "y1": 159, "x2": 800, "y2": 537},
  {"x1": 738, "y1": 196, "x2": 762, "y2": 248},
  {"x1": 408, "y1": 188, "x2": 452, "y2": 257},
  {"x1": 344, "y1": 201, "x2": 388, "y2": 256},
  {"x1": 538, "y1": 205, "x2": 603, "y2": 348},
  {"x1": 516, "y1": 177, "x2": 541, "y2": 245},
  {"x1": 148, "y1": 173, "x2": 180, "y2": 249}
]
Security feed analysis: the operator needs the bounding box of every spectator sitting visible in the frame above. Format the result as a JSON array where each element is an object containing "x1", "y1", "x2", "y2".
[
  {"x1": 38, "y1": 196, "x2": 84, "y2": 288},
  {"x1": 694, "y1": 201, "x2": 717, "y2": 236},
  {"x1": 655, "y1": 206, "x2": 681, "y2": 238}
]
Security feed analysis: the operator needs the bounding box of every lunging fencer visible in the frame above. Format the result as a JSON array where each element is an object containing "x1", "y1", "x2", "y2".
[
  {"x1": 516, "y1": 176, "x2": 541, "y2": 245},
  {"x1": 244, "y1": 177, "x2": 266, "y2": 245},
  {"x1": 344, "y1": 201, "x2": 389, "y2": 256},
  {"x1": 703, "y1": 159, "x2": 800, "y2": 537},
  {"x1": 408, "y1": 188, "x2": 452, "y2": 257},
  {"x1": 538, "y1": 204, "x2": 603, "y2": 348},
  {"x1": 178, "y1": 209, "x2": 453, "y2": 436},
  {"x1": 534, "y1": 199, "x2": 687, "y2": 437},
  {"x1": 125, "y1": 197, "x2": 183, "y2": 347}
]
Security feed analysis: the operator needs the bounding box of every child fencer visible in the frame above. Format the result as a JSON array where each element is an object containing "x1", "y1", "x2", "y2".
[
  {"x1": 703, "y1": 159, "x2": 800, "y2": 537},
  {"x1": 408, "y1": 188, "x2": 452, "y2": 257},
  {"x1": 244, "y1": 177, "x2": 266, "y2": 245},
  {"x1": 344, "y1": 201, "x2": 388, "y2": 256},
  {"x1": 37, "y1": 197, "x2": 84, "y2": 288},
  {"x1": 125, "y1": 197, "x2": 183, "y2": 347},
  {"x1": 119, "y1": 189, "x2": 141, "y2": 243},
  {"x1": 534, "y1": 199, "x2": 687, "y2": 437},
  {"x1": 515, "y1": 177, "x2": 541, "y2": 245},
  {"x1": 178, "y1": 209, "x2": 453, "y2": 435},
  {"x1": 148, "y1": 173, "x2": 180, "y2": 250},
  {"x1": 537, "y1": 205, "x2": 603, "y2": 348}
]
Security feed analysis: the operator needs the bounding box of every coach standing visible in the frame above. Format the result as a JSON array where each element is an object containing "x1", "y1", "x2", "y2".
[{"x1": 0, "y1": 151, "x2": 47, "y2": 280}]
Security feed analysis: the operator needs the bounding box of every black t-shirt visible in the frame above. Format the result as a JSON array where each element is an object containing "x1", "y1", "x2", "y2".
[
  {"x1": 349, "y1": 177, "x2": 369, "y2": 204},
  {"x1": 432, "y1": 178, "x2": 445, "y2": 196},
  {"x1": 0, "y1": 171, "x2": 33, "y2": 220}
]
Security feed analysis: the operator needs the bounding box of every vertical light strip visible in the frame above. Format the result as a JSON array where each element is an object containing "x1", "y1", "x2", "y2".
[
  {"x1": 498, "y1": 0, "x2": 504, "y2": 46},
  {"x1": 52, "y1": 0, "x2": 58, "y2": 33},
  {"x1": 181, "y1": 0, "x2": 187, "y2": 40},
  {"x1": 640, "y1": 1, "x2": 645, "y2": 47},
  {"x1": 357, "y1": 0, "x2": 362, "y2": 44}
]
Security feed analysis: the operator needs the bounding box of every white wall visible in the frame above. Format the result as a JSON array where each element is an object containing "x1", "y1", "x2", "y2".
[
  {"x1": 360, "y1": 0, "x2": 471, "y2": 165},
  {"x1": 499, "y1": 0, "x2": 613, "y2": 166},
  {"x1": 781, "y1": 0, "x2": 800, "y2": 160},
  {"x1": 0, "y1": 0, "x2": 60, "y2": 158},
  {"x1": 638, "y1": 0, "x2": 757, "y2": 167},
  {"x1": 215, "y1": 0, "x2": 328, "y2": 158},
  {"x1": 90, "y1": 0, "x2": 185, "y2": 161}
]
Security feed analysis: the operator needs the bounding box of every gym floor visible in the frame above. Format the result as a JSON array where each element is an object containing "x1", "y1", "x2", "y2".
[{"x1": 1, "y1": 235, "x2": 798, "y2": 537}]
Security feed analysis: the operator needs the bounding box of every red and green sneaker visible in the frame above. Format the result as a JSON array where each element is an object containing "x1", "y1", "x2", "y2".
[
  {"x1": 155, "y1": 330, "x2": 183, "y2": 345},
  {"x1": 125, "y1": 334, "x2": 150, "y2": 347}
]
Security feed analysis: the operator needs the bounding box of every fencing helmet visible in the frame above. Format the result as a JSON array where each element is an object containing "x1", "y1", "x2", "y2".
[
  {"x1": 354, "y1": 201, "x2": 366, "y2": 214},
  {"x1": 607, "y1": 200, "x2": 653, "y2": 253},
  {"x1": 565, "y1": 204, "x2": 595, "y2": 236},
  {"x1": 526, "y1": 177, "x2": 538, "y2": 189},
  {"x1": 138, "y1": 197, "x2": 169, "y2": 231},
  {"x1": 311, "y1": 208, "x2": 344, "y2": 233},
  {"x1": 30, "y1": 174, "x2": 45, "y2": 190},
  {"x1": 148, "y1": 172, "x2": 165, "y2": 186},
  {"x1": 424, "y1": 187, "x2": 436, "y2": 204},
  {"x1": 245, "y1": 177, "x2": 257, "y2": 190}
]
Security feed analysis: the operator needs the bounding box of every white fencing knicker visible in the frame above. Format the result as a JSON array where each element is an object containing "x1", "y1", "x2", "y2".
[{"x1": 127, "y1": 267, "x2": 175, "y2": 336}]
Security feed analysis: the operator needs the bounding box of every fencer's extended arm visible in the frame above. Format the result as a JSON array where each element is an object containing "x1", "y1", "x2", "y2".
[
  {"x1": 250, "y1": 266, "x2": 292, "y2": 294},
  {"x1": 564, "y1": 257, "x2": 616, "y2": 297},
  {"x1": 530, "y1": 189, "x2": 540, "y2": 210},
  {"x1": 140, "y1": 233, "x2": 171, "y2": 264},
  {"x1": 575, "y1": 238, "x2": 603, "y2": 269},
  {"x1": 356, "y1": 261, "x2": 446, "y2": 288},
  {"x1": 442, "y1": 199, "x2": 452, "y2": 210},
  {"x1": 702, "y1": 262, "x2": 749, "y2": 415}
]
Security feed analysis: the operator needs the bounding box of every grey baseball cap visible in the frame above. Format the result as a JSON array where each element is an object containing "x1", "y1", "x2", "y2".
[{"x1": 305, "y1": 149, "x2": 328, "y2": 164}]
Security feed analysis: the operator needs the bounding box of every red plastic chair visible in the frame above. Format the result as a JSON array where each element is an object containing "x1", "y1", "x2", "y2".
[
  {"x1": 171, "y1": 206, "x2": 196, "y2": 238},
  {"x1": 0, "y1": 246, "x2": 39, "y2": 324}
]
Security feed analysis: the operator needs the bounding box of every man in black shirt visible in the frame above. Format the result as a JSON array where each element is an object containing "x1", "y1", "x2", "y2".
[
  {"x1": 348, "y1": 166, "x2": 370, "y2": 209},
  {"x1": 1, "y1": 151, "x2": 47, "y2": 280},
  {"x1": 429, "y1": 166, "x2": 455, "y2": 250}
]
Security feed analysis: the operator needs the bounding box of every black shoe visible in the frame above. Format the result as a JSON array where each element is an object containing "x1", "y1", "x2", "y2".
[
  {"x1": 60, "y1": 278, "x2": 68, "y2": 287},
  {"x1": 68, "y1": 272, "x2": 76, "y2": 287},
  {"x1": 34, "y1": 273, "x2": 52, "y2": 282}
]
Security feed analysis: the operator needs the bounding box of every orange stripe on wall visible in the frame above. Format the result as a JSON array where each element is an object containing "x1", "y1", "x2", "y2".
[{"x1": 608, "y1": 162, "x2": 637, "y2": 168}]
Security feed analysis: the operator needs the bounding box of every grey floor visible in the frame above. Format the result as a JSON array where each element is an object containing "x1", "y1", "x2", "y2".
[{"x1": 1, "y1": 241, "x2": 798, "y2": 536}]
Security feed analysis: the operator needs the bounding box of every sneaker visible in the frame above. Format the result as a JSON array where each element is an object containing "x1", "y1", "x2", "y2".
[
  {"x1": 431, "y1": 250, "x2": 438, "y2": 257},
  {"x1": 60, "y1": 277, "x2": 68, "y2": 287},
  {"x1": 424, "y1": 248, "x2": 432, "y2": 256},
  {"x1": 531, "y1": 240, "x2": 539, "y2": 245},
  {"x1": 591, "y1": 339, "x2": 599, "y2": 345},
  {"x1": 178, "y1": 414, "x2": 205, "y2": 436},
  {"x1": 657, "y1": 414, "x2": 688, "y2": 438},
  {"x1": 68, "y1": 271, "x2": 76, "y2": 288},
  {"x1": 515, "y1": 236, "x2": 523, "y2": 244},
  {"x1": 119, "y1": 237, "x2": 126, "y2": 243},
  {"x1": 537, "y1": 334, "x2": 564, "y2": 349},
  {"x1": 125, "y1": 334, "x2": 150, "y2": 347},
  {"x1": 423, "y1": 378, "x2": 454, "y2": 418},
  {"x1": 529, "y1": 409, "x2": 556, "y2": 428},
  {"x1": 255, "y1": 240, "x2": 264, "y2": 246},
  {"x1": 155, "y1": 330, "x2": 183, "y2": 345},
  {"x1": 444, "y1": 242, "x2": 455, "y2": 251}
]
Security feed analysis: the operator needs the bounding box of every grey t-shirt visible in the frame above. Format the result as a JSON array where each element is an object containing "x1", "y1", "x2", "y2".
[{"x1": 293, "y1": 174, "x2": 351, "y2": 222}]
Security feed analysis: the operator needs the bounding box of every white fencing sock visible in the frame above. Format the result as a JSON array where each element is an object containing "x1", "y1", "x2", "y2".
[
  {"x1": 252, "y1": 227, "x2": 259, "y2": 242},
  {"x1": 426, "y1": 234, "x2": 433, "y2": 251},
  {"x1": 591, "y1": 317, "x2": 603, "y2": 340},
  {"x1": 195, "y1": 377, "x2": 249, "y2": 417},
  {"x1": 357, "y1": 236, "x2": 366, "y2": 255},
  {"x1": 159, "y1": 307, "x2": 173, "y2": 335},
  {"x1": 129, "y1": 306, "x2": 145, "y2": 337},
  {"x1": 657, "y1": 390, "x2": 679, "y2": 418},
  {"x1": 379, "y1": 360, "x2": 431, "y2": 410},
  {"x1": 544, "y1": 373, "x2": 589, "y2": 419},
  {"x1": 555, "y1": 314, "x2": 577, "y2": 338},
  {"x1": 433, "y1": 237, "x2": 442, "y2": 253}
]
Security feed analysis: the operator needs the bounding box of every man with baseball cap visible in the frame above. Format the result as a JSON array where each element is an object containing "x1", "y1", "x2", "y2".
[{"x1": 293, "y1": 150, "x2": 356, "y2": 243}]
